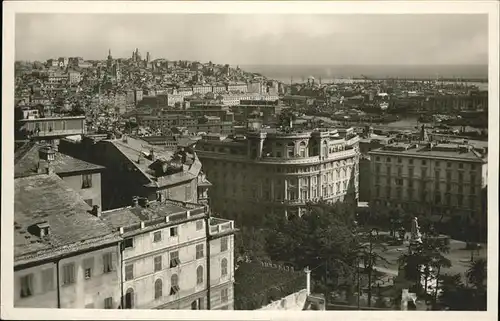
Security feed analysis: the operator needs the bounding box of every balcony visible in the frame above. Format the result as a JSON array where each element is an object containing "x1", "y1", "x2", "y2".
[{"x1": 209, "y1": 218, "x2": 235, "y2": 236}]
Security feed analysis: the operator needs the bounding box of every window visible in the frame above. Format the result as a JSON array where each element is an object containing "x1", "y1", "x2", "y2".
[
  {"x1": 221, "y1": 288, "x2": 229, "y2": 303},
  {"x1": 397, "y1": 157, "x2": 402, "y2": 163},
  {"x1": 396, "y1": 178, "x2": 403, "y2": 186},
  {"x1": 435, "y1": 193, "x2": 441, "y2": 204},
  {"x1": 154, "y1": 256, "x2": 162, "y2": 272},
  {"x1": 170, "y1": 274, "x2": 180, "y2": 295},
  {"x1": 125, "y1": 264, "x2": 134, "y2": 281},
  {"x1": 170, "y1": 227, "x2": 178, "y2": 237},
  {"x1": 170, "y1": 251, "x2": 180, "y2": 268},
  {"x1": 386, "y1": 157, "x2": 391, "y2": 162},
  {"x1": 155, "y1": 279, "x2": 163, "y2": 299},
  {"x1": 469, "y1": 196, "x2": 476, "y2": 208},
  {"x1": 123, "y1": 238, "x2": 134, "y2": 249},
  {"x1": 459, "y1": 163, "x2": 464, "y2": 169},
  {"x1": 196, "y1": 220, "x2": 204, "y2": 231},
  {"x1": 125, "y1": 288, "x2": 134, "y2": 309},
  {"x1": 82, "y1": 174, "x2": 92, "y2": 189},
  {"x1": 196, "y1": 266, "x2": 204, "y2": 284},
  {"x1": 196, "y1": 244, "x2": 204, "y2": 259},
  {"x1": 376, "y1": 156, "x2": 380, "y2": 161},
  {"x1": 435, "y1": 170, "x2": 440, "y2": 179},
  {"x1": 409, "y1": 159, "x2": 414, "y2": 165},
  {"x1": 221, "y1": 258, "x2": 228, "y2": 277},
  {"x1": 458, "y1": 185, "x2": 463, "y2": 194},
  {"x1": 470, "y1": 174, "x2": 476, "y2": 184},
  {"x1": 41, "y1": 268, "x2": 54, "y2": 292},
  {"x1": 153, "y1": 231, "x2": 162, "y2": 242},
  {"x1": 84, "y1": 257, "x2": 94, "y2": 280},
  {"x1": 221, "y1": 237, "x2": 228, "y2": 252},
  {"x1": 458, "y1": 172, "x2": 463, "y2": 182},
  {"x1": 458, "y1": 197, "x2": 463, "y2": 207},
  {"x1": 104, "y1": 297, "x2": 113, "y2": 309},
  {"x1": 386, "y1": 166, "x2": 391, "y2": 175},
  {"x1": 422, "y1": 160, "x2": 427, "y2": 166},
  {"x1": 20, "y1": 274, "x2": 34, "y2": 298},
  {"x1": 447, "y1": 162, "x2": 452, "y2": 168},
  {"x1": 470, "y1": 185, "x2": 476, "y2": 194},
  {"x1": 62, "y1": 263, "x2": 75, "y2": 285},
  {"x1": 435, "y1": 161, "x2": 440, "y2": 167},
  {"x1": 103, "y1": 253, "x2": 113, "y2": 273}
]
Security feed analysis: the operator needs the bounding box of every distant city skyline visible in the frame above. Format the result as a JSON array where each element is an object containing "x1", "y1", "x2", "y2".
[{"x1": 16, "y1": 14, "x2": 488, "y2": 66}]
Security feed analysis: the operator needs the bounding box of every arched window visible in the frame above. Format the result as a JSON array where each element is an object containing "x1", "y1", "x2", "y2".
[
  {"x1": 196, "y1": 266, "x2": 204, "y2": 284},
  {"x1": 170, "y1": 274, "x2": 179, "y2": 295},
  {"x1": 299, "y1": 141, "x2": 307, "y2": 157},
  {"x1": 322, "y1": 140, "x2": 328, "y2": 156},
  {"x1": 125, "y1": 288, "x2": 134, "y2": 309},
  {"x1": 221, "y1": 258, "x2": 228, "y2": 276},
  {"x1": 155, "y1": 279, "x2": 163, "y2": 299}
]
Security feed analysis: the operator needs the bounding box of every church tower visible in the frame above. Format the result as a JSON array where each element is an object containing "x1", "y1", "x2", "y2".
[{"x1": 107, "y1": 49, "x2": 113, "y2": 69}]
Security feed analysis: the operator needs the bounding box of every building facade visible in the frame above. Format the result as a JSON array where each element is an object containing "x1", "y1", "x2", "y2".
[
  {"x1": 14, "y1": 174, "x2": 122, "y2": 309},
  {"x1": 100, "y1": 199, "x2": 236, "y2": 310},
  {"x1": 368, "y1": 137, "x2": 488, "y2": 223},
  {"x1": 195, "y1": 123, "x2": 360, "y2": 224}
]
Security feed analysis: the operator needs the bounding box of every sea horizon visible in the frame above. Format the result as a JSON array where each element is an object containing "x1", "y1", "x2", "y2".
[{"x1": 239, "y1": 64, "x2": 488, "y2": 82}]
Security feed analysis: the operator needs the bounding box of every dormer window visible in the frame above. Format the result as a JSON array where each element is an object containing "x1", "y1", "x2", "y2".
[{"x1": 36, "y1": 221, "x2": 50, "y2": 237}]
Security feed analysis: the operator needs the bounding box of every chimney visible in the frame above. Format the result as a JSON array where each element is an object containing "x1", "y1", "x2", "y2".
[
  {"x1": 132, "y1": 196, "x2": 139, "y2": 207},
  {"x1": 138, "y1": 197, "x2": 149, "y2": 208},
  {"x1": 150, "y1": 148, "x2": 155, "y2": 161},
  {"x1": 91, "y1": 205, "x2": 101, "y2": 217}
]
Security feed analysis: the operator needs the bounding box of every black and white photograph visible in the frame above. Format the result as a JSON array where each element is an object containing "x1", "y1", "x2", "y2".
[{"x1": 1, "y1": 1, "x2": 498, "y2": 320}]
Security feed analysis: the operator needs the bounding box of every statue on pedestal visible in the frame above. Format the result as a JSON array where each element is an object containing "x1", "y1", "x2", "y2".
[{"x1": 410, "y1": 216, "x2": 422, "y2": 245}]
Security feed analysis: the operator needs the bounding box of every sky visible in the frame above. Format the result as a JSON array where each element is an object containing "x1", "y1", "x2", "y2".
[{"x1": 15, "y1": 14, "x2": 489, "y2": 66}]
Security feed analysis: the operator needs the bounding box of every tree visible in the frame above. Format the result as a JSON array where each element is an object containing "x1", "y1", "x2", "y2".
[
  {"x1": 398, "y1": 236, "x2": 451, "y2": 298},
  {"x1": 465, "y1": 259, "x2": 487, "y2": 310},
  {"x1": 265, "y1": 202, "x2": 360, "y2": 298}
]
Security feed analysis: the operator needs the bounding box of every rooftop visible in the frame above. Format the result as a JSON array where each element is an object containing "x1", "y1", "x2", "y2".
[
  {"x1": 104, "y1": 136, "x2": 201, "y2": 188},
  {"x1": 14, "y1": 174, "x2": 118, "y2": 264},
  {"x1": 14, "y1": 142, "x2": 104, "y2": 178},
  {"x1": 100, "y1": 199, "x2": 208, "y2": 236},
  {"x1": 370, "y1": 142, "x2": 487, "y2": 162}
]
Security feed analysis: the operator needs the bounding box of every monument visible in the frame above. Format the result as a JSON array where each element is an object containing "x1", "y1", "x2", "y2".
[{"x1": 410, "y1": 216, "x2": 422, "y2": 246}]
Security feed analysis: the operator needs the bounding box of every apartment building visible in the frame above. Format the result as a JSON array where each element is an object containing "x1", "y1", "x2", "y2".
[
  {"x1": 195, "y1": 121, "x2": 360, "y2": 224},
  {"x1": 192, "y1": 85, "x2": 213, "y2": 95},
  {"x1": 227, "y1": 82, "x2": 248, "y2": 93},
  {"x1": 16, "y1": 112, "x2": 86, "y2": 142},
  {"x1": 68, "y1": 71, "x2": 82, "y2": 85},
  {"x1": 100, "y1": 199, "x2": 236, "y2": 310},
  {"x1": 368, "y1": 133, "x2": 488, "y2": 222},
  {"x1": 14, "y1": 174, "x2": 121, "y2": 309},
  {"x1": 68, "y1": 136, "x2": 207, "y2": 211},
  {"x1": 14, "y1": 174, "x2": 235, "y2": 310},
  {"x1": 426, "y1": 91, "x2": 488, "y2": 114},
  {"x1": 14, "y1": 143, "x2": 104, "y2": 209}
]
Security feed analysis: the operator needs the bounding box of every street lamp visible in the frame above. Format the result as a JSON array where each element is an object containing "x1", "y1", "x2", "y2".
[{"x1": 367, "y1": 228, "x2": 379, "y2": 307}]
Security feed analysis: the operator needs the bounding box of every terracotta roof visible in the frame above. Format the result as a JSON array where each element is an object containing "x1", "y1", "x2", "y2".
[
  {"x1": 14, "y1": 143, "x2": 104, "y2": 178},
  {"x1": 14, "y1": 174, "x2": 118, "y2": 264}
]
